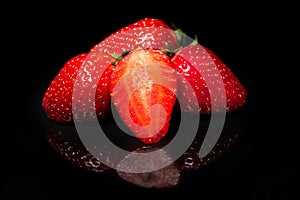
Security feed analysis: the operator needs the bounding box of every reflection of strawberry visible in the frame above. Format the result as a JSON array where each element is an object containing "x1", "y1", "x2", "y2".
[
  {"x1": 42, "y1": 52, "x2": 114, "y2": 123},
  {"x1": 171, "y1": 44, "x2": 247, "y2": 113},
  {"x1": 116, "y1": 147, "x2": 180, "y2": 188},
  {"x1": 110, "y1": 49, "x2": 177, "y2": 144},
  {"x1": 46, "y1": 121, "x2": 111, "y2": 172},
  {"x1": 91, "y1": 18, "x2": 178, "y2": 54}
]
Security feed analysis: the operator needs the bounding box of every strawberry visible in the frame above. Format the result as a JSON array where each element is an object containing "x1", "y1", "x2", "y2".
[
  {"x1": 171, "y1": 44, "x2": 247, "y2": 113},
  {"x1": 110, "y1": 49, "x2": 177, "y2": 144},
  {"x1": 91, "y1": 18, "x2": 179, "y2": 54},
  {"x1": 42, "y1": 52, "x2": 115, "y2": 123}
]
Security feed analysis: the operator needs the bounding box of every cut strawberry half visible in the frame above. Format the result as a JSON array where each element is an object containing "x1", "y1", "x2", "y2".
[{"x1": 110, "y1": 49, "x2": 177, "y2": 143}]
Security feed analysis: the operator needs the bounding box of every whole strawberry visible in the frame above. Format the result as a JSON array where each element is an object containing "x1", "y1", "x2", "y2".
[
  {"x1": 171, "y1": 44, "x2": 247, "y2": 113},
  {"x1": 110, "y1": 49, "x2": 177, "y2": 144},
  {"x1": 42, "y1": 52, "x2": 114, "y2": 123},
  {"x1": 91, "y1": 18, "x2": 179, "y2": 54}
]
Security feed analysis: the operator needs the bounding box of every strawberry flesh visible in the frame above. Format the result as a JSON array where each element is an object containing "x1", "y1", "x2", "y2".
[{"x1": 110, "y1": 49, "x2": 177, "y2": 143}]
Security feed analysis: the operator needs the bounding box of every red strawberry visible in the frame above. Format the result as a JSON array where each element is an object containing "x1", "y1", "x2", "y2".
[
  {"x1": 91, "y1": 18, "x2": 179, "y2": 54},
  {"x1": 171, "y1": 44, "x2": 247, "y2": 113},
  {"x1": 110, "y1": 49, "x2": 177, "y2": 144},
  {"x1": 42, "y1": 52, "x2": 115, "y2": 123}
]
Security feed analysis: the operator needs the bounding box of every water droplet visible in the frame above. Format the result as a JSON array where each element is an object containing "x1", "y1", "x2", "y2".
[{"x1": 184, "y1": 157, "x2": 194, "y2": 168}]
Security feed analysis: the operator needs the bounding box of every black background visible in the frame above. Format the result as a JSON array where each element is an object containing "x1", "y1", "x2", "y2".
[{"x1": 5, "y1": 2, "x2": 299, "y2": 200}]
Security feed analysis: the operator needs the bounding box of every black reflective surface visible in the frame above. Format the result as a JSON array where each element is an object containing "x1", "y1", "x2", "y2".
[
  {"x1": 7, "y1": 9, "x2": 299, "y2": 200},
  {"x1": 43, "y1": 107, "x2": 247, "y2": 188}
]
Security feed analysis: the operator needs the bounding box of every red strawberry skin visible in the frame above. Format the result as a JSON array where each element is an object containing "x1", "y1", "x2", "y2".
[
  {"x1": 91, "y1": 18, "x2": 179, "y2": 54},
  {"x1": 110, "y1": 49, "x2": 177, "y2": 144},
  {"x1": 171, "y1": 45, "x2": 247, "y2": 113},
  {"x1": 42, "y1": 52, "x2": 114, "y2": 123}
]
